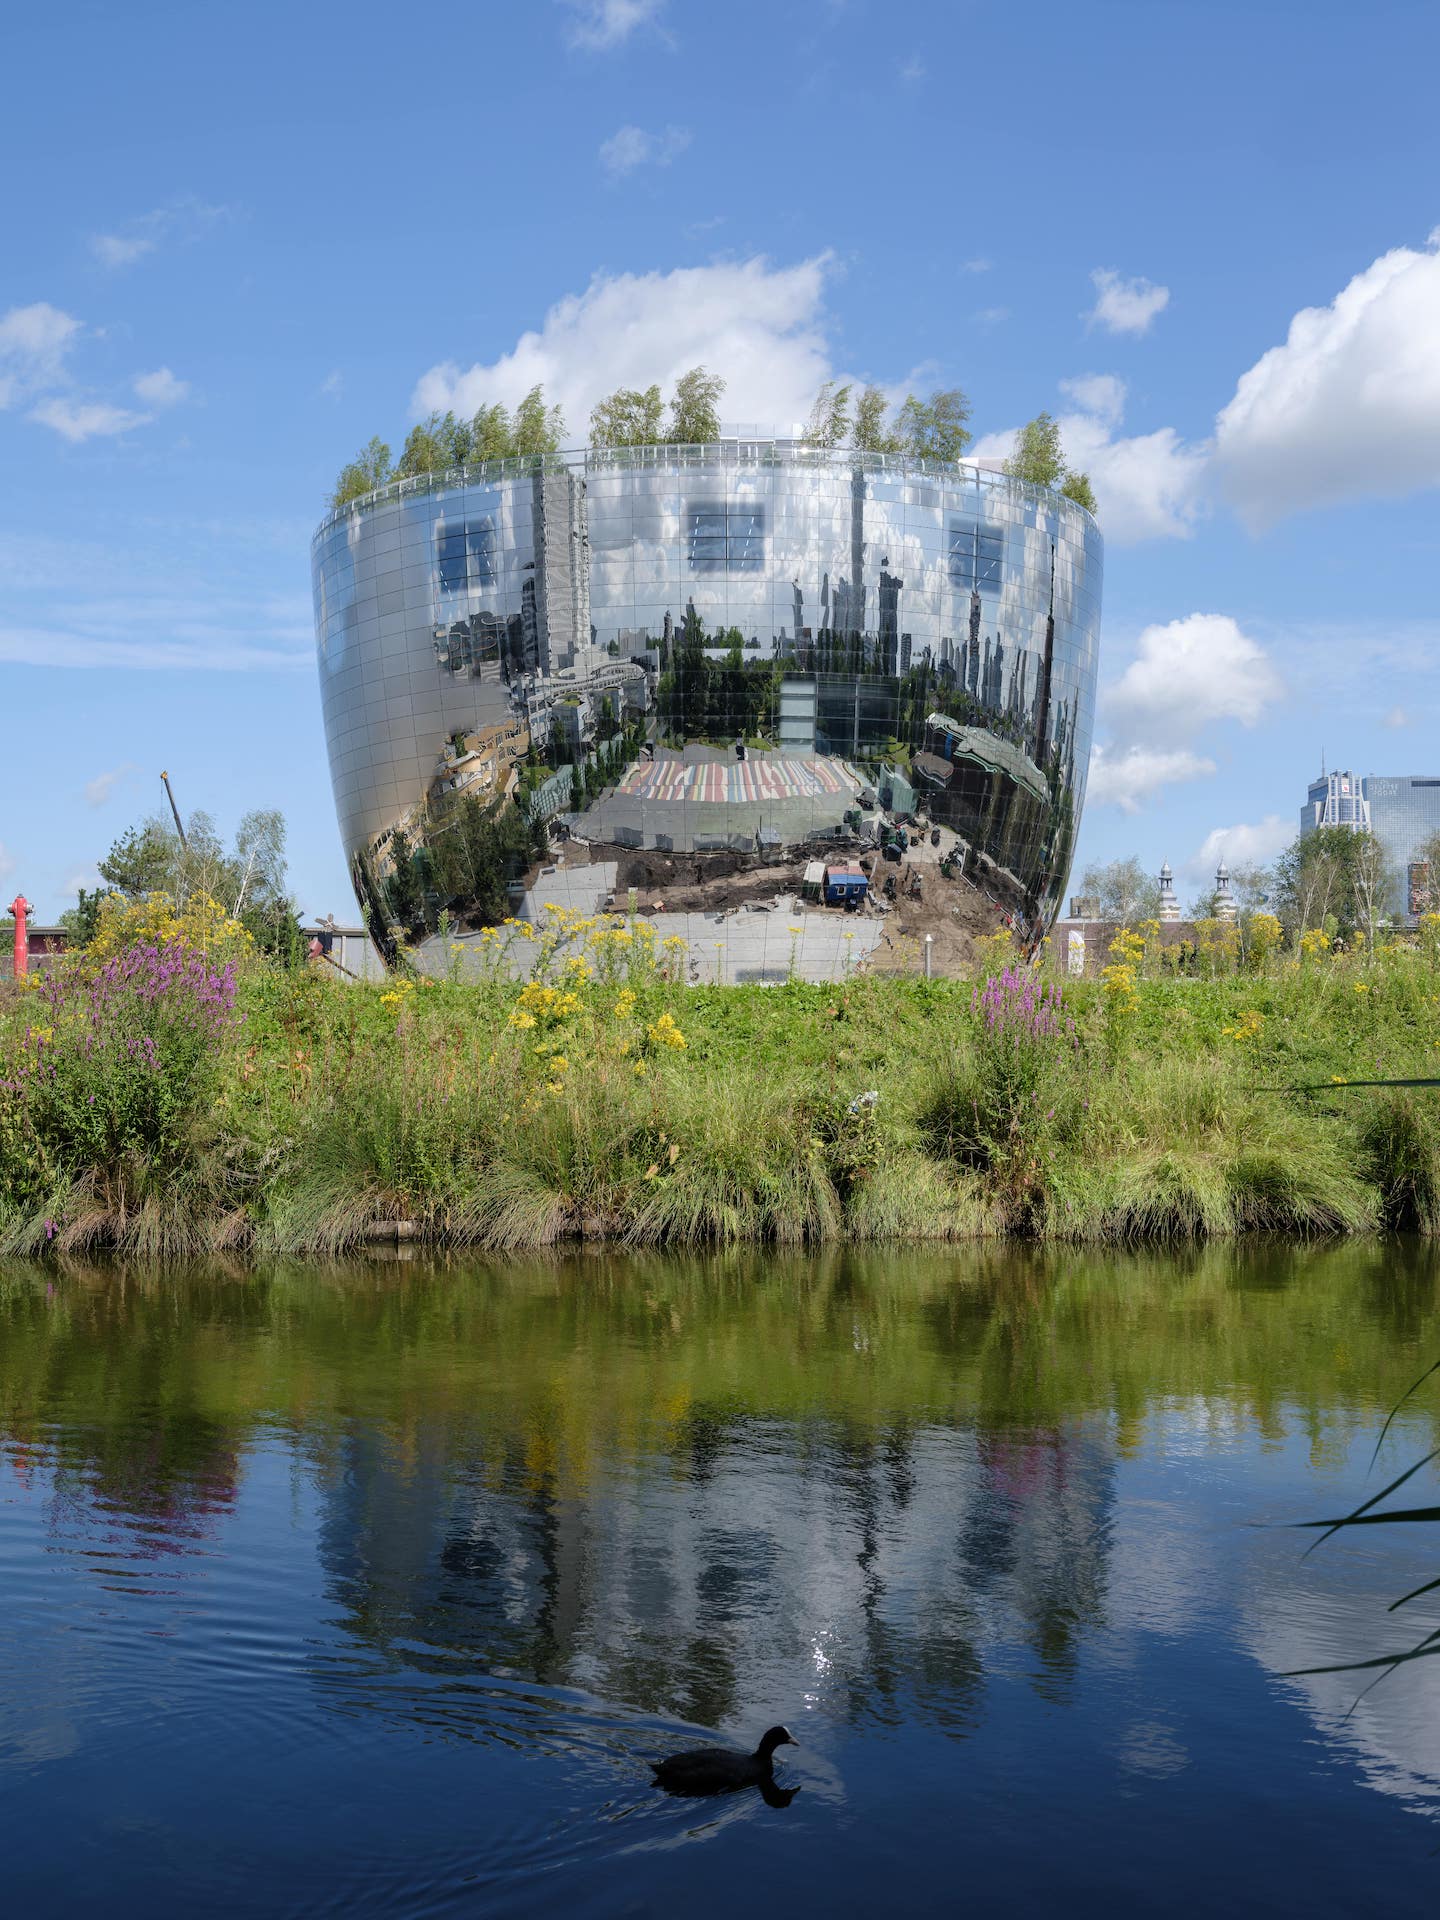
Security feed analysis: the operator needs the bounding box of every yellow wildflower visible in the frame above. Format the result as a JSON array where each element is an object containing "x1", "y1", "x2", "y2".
[
  {"x1": 647, "y1": 1012, "x2": 687, "y2": 1050},
  {"x1": 1221, "y1": 1009, "x2": 1265, "y2": 1043}
]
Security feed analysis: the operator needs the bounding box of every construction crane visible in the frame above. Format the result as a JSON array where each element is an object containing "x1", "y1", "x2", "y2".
[{"x1": 160, "y1": 770, "x2": 188, "y2": 847}]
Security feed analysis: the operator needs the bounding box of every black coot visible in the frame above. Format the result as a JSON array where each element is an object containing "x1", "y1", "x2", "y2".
[{"x1": 650, "y1": 1724, "x2": 798, "y2": 1796}]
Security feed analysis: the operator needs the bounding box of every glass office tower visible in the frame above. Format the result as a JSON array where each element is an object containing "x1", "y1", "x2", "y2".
[
  {"x1": 1364, "y1": 776, "x2": 1440, "y2": 922},
  {"x1": 311, "y1": 439, "x2": 1103, "y2": 946}
]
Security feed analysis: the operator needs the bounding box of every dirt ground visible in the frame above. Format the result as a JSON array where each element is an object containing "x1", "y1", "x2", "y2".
[
  {"x1": 856, "y1": 862, "x2": 1008, "y2": 975},
  {"x1": 551, "y1": 841, "x2": 808, "y2": 915},
  {"x1": 549, "y1": 832, "x2": 1008, "y2": 976}
]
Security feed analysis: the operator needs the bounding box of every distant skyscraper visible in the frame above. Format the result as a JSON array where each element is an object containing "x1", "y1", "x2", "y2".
[
  {"x1": 1364, "y1": 775, "x2": 1440, "y2": 924},
  {"x1": 1300, "y1": 765, "x2": 1368, "y2": 836}
]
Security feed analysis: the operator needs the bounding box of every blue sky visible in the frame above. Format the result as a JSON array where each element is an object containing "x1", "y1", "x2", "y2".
[{"x1": 4, "y1": 0, "x2": 1440, "y2": 921}]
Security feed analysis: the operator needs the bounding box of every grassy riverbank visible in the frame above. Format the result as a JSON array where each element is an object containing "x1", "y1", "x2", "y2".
[{"x1": 5, "y1": 899, "x2": 1440, "y2": 1256}]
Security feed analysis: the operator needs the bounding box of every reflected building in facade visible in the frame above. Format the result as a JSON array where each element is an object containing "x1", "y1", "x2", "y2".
[{"x1": 311, "y1": 439, "x2": 1103, "y2": 946}]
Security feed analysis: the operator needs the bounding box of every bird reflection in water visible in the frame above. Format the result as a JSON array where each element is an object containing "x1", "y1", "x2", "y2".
[{"x1": 756, "y1": 1778, "x2": 801, "y2": 1809}]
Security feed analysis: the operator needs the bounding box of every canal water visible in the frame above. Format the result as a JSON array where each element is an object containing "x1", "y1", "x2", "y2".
[{"x1": 2, "y1": 1244, "x2": 1439, "y2": 1916}]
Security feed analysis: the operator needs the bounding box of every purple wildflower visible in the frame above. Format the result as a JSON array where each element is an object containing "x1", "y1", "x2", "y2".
[{"x1": 971, "y1": 966, "x2": 1075, "y2": 1049}]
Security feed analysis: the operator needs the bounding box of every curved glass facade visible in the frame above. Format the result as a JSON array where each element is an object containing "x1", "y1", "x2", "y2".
[{"x1": 311, "y1": 441, "x2": 1102, "y2": 944}]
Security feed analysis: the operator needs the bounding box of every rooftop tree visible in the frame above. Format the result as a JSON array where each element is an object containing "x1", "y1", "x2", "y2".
[
  {"x1": 894, "y1": 388, "x2": 973, "y2": 462},
  {"x1": 1004, "y1": 411, "x2": 1098, "y2": 512},
  {"x1": 513, "y1": 384, "x2": 565, "y2": 455},
  {"x1": 589, "y1": 383, "x2": 665, "y2": 447},
  {"x1": 805, "y1": 380, "x2": 853, "y2": 448},
  {"x1": 667, "y1": 366, "x2": 725, "y2": 443},
  {"x1": 851, "y1": 384, "x2": 905, "y2": 454},
  {"x1": 800, "y1": 381, "x2": 972, "y2": 460},
  {"x1": 395, "y1": 411, "x2": 472, "y2": 478},
  {"x1": 470, "y1": 402, "x2": 514, "y2": 460},
  {"x1": 329, "y1": 387, "x2": 564, "y2": 505},
  {"x1": 329, "y1": 436, "x2": 393, "y2": 508},
  {"x1": 332, "y1": 370, "x2": 1101, "y2": 505}
]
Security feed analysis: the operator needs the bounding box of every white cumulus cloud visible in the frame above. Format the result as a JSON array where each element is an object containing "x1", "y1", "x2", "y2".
[
  {"x1": 1185, "y1": 815, "x2": 1293, "y2": 880},
  {"x1": 132, "y1": 367, "x2": 189, "y2": 408},
  {"x1": 1214, "y1": 230, "x2": 1440, "y2": 522},
  {"x1": 1087, "y1": 745, "x2": 1217, "y2": 813},
  {"x1": 1104, "y1": 612, "x2": 1283, "y2": 739},
  {"x1": 1085, "y1": 613, "x2": 1283, "y2": 812},
  {"x1": 1384, "y1": 705, "x2": 1410, "y2": 728},
  {"x1": 29, "y1": 397, "x2": 151, "y2": 443},
  {"x1": 1071, "y1": 418, "x2": 1207, "y2": 544},
  {"x1": 412, "y1": 254, "x2": 836, "y2": 443},
  {"x1": 562, "y1": 0, "x2": 666, "y2": 49},
  {"x1": 599, "y1": 123, "x2": 690, "y2": 177},
  {"x1": 1088, "y1": 268, "x2": 1170, "y2": 337},
  {"x1": 1058, "y1": 372, "x2": 1126, "y2": 428},
  {"x1": 63, "y1": 868, "x2": 103, "y2": 897},
  {"x1": 0, "y1": 303, "x2": 82, "y2": 408},
  {"x1": 0, "y1": 841, "x2": 15, "y2": 881},
  {"x1": 971, "y1": 376, "x2": 1207, "y2": 545}
]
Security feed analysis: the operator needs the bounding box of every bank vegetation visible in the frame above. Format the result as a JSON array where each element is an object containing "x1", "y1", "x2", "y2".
[{"x1": 8, "y1": 885, "x2": 1440, "y2": 1261}]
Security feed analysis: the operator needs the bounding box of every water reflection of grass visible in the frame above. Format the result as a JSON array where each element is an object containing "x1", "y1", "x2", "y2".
[
  {"x1": 7, "y1": 1244, "x2": 1440, "y2": 1741},
  {"x1": 2, "y1": 1244, "x2": 1438, "y2": 1499}
]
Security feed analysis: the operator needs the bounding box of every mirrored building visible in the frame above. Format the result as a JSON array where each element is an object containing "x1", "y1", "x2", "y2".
[{"x1": 311, "y1": 439, "x2": 1103, "y2": 950}]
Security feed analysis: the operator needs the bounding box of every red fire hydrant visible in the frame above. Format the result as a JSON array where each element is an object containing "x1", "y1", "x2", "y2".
[{"x1": 8, "y1": 895, "x2": 31, "y2": 978}]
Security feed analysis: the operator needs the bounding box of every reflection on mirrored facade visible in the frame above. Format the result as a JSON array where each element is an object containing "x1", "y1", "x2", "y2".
[{"x1": 311, "y1": 441, "x2": 1102, "y2": 951}]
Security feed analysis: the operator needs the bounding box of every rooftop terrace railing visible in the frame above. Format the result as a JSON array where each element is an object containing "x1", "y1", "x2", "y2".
[{"x1": 312, "y1": 440, "x2": 1092, "y2": 544}]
